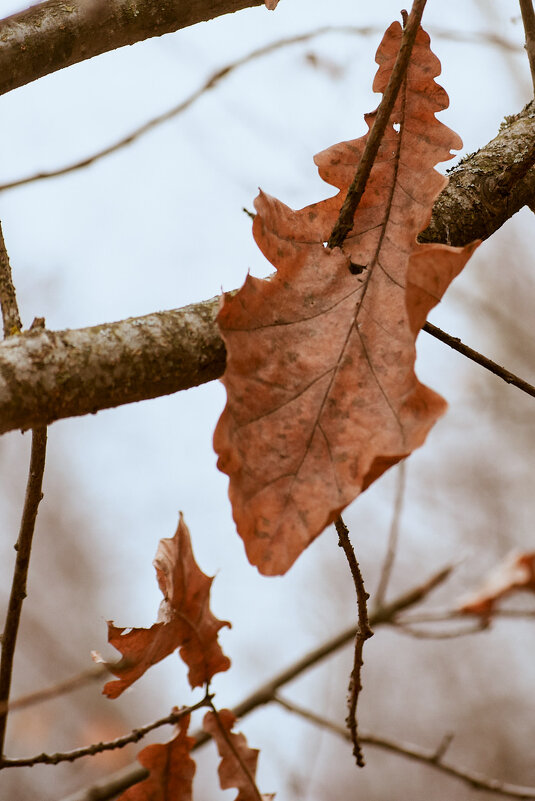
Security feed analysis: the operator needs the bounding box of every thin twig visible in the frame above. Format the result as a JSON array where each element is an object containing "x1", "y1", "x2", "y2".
[
  {"x1": 274, "y1": 695, "x2": 535, "y2": 800},
  {"x1": 207, "y1": 700, "x2": 263, "y2": 801},
  {"x1": 393, "y1": 620, "x2": 489, "y2": 639},
  {"x1": 0, "y1": 24, "x2": 519, "y2": 195},
  {"x1": 0, "y1": 665, "x2": 109, "y2": 715},
  {"x1": 59, "y1": 565, "x2": 454, "y2": 801},
  {"x1": 0, "y1": 427, "x2": 47, "y2": 759},
  {"x1": 520, "y1": 0, "x2": 535, "y2": 94},
  {"x1": 328, "y1": 0, "x2": 428, "y2": 249},
  {"x1": 374, "y1": 461, "x2": 407, "y2": 609},
  {"x1": 0, "y1": 222, "x2": 48, "y2": 759},
  {"x1": 335, "y1": 516, "x2": 373, "y2": 768},
  {"x1": 328, "y1": 2, "x2": 427, "y2": 764},
  {"x1": 423, "y1": 322, "x2": 535, "y2": 399},
  {"x1": 1, "y1": 695, "x2": 211, "y2": 768},
  {"x1": 395, "y1": 607, "x2": 535, "y2": 624},
  {"x1": 0, "y1": 222, "x2": 21, "y2": 336}
]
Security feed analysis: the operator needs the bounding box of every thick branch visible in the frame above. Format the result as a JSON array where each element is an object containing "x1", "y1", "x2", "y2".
[
  {"x1": 0, "y1": 296, "x2": 226, "y2": 434},
  {"x1": 419, "y1": 100, "x2": 535, "y2": 245},
  {"x1": 0, "y1": 105, "x2": 535, "y2": 435},
  {"x1": 0, "y1": 0, "x2": 264, "y2": 98}
]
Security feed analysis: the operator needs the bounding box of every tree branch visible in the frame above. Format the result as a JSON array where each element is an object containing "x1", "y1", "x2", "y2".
[
  {"x1": 0, "y1": 665, "x2": 108, "y2": 716},
  {"x1": 1, "y1": 695, "x2": 210, "y2": 768},
  {"x1": 419, "y1": 100, "x2": 535, "y2": 246},
  {"x1": 0, "y1": 25, "x2": 522, "y2": 194},
  {"x1": 519, "y1": 0, "x2": 535, "y2": 94},
  {"x1": 0, "y1": 224, "x2": 21, "y2": 337},
  {"x1": 0, "y1": 0, "x2": 264, "y2": 98},
  {"x1": 0, "y1": 294, "x2": 227, "y2": 434},
  {"x1": 335, "y1": 516, "x2": 372, "y2": 767},
  {"x1": 0, "y1": 222, "x2": 47, "y2": 758},
  {"x1": 61, "y1": 565, "x2": 453, "y2": 801},
  {"x1": 274, "y1": 695, "x2": 535, "y2": 800},
  {"x1": 374, "y1": 461, "x2": 406, "y2": 609},
  {"x1": 422, "y1": 322, "x2": 535, "y2": 399},
  {"x1": 328, "y1": 0, "x2": 428, "y2": 248},
  {"x1": 1, "y1": 103, "x2": 534, "y2": 433},
  {"x1": 0, "y1": 426, "x2": 47, "y2": 757}
]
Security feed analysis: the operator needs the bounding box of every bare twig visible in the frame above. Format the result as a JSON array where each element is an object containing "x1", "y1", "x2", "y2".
[
  {"x1": 423, "y1": 322, "x2": 535, "y2": 399},
  {"x1": 374, "y1": 462, "x2": 406, "y2": 609},
  {"x1": 335, "y1": 516, "x2": 372, "y2": 767},
  {"x1": 0, "y1": 222, "x2": 48, "y2": 759},
  {"x1": 274, "y1": 695, "x2": 535, "y2": 800},
  {"x1": 395, "y1": 607, "x2": 535, "y2": 624},
  {"x1": 0, "y1": 222, "x2": 21, "y2": 336},
  {"x1": 0, "y1": 25, "x2": 520, "y2": 195},
  {"x1": 0, "y1": 426, "x2": 47, "y2": 759},
  {"x1": 0, "y1": 665, "x2": 109, "y2": 715},
  {"x1": 0, "y1": 27, "x2": 373, "y2": 194},
  {"x1": 520, "y1": 0, "x2": 535, "y2": 94},
  {"x1": 328, "y1": 0, "x2": 428, "y2": 248},
  {"x1": 1, "y1": 694, "x2": 211, "y2": 768},
  {"x1": 327, "y1": 2, "x2": 427, "y2": 765},
  {"x1": 393, "y1": 620, "x2": 489, "y2": 639},
  {"x1": 58, "y1": 565, "x2": 454, "y2": 801}
]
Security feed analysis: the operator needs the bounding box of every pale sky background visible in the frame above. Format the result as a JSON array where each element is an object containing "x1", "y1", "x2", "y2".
[{"x1": 0, "y1": 1, "x2": 534, "y2": 799}]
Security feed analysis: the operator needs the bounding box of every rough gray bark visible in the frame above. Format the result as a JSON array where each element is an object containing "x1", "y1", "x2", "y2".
[
  {"x1": 0, "y1": 296, "x2": 226, "y2": 434},
  {"x1": 419, "y1": 100, "x2": 535, "y2": 245},
  {"x1": 0, "y1": 0, "x2": 264, "y2": 97},
  {"x1": 0, "y1": 102, "x2": 535, "y2": 436}
]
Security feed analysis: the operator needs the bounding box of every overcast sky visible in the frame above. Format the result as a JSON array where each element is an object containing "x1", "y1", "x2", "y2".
[{"x1": 1, "y1": 2, "x2": 534, "y2": 798}]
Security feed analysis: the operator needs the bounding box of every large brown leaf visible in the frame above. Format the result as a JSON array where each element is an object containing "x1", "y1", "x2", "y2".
[
  {"x1": 214, "y1": 22, "x2": 478, "y2": 575},
  {"x1": 98, "y1": 513, "x2": 231, "y2": 697},
  {"x1": 117, "y1": 713, "x2": 195, "y2": 801},
  {"x1": 203, "y1": 709, "x2": 273, "y2": 801}
]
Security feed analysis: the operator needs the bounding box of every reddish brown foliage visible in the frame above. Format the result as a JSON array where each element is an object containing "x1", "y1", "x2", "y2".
[
  {"x1": 203, "y1": 709, "x2": 272, "y2": 801},
  {"x1": 117, "y1": 714, "x2": 195, "y2": 801},
  {"x1": 214, "y1": 22, "x2": 478, "y2": 575},
  {"x1": 99, "y1": 513, "x2": 230, "y2": 698},
  {"x1": 458, "y1": 551, "x2": 535, "y2": 617}
]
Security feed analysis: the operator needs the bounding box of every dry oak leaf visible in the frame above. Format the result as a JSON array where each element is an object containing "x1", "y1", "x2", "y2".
[
  {"x1": 458, "y1": 551, "x2": 535, "y2": 617},
  {"x1": 117, "y1": 713, "x2": 195, "y2": 801},
  {"x1": 204, "y1": 708, "x2": 274, "y2": 801},
  {"x1": 214, "y1": 22, "x2": 478, "y2": 576},
  {"x1": 98, "y1": 513, "x2": 230, "y2": 698}
]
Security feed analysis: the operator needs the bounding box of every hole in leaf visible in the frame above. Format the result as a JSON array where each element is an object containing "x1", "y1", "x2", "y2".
[
  {"x1": 393, "y1": 123, "x2": 400, "y2": 132},
  {"x1": 349, "y1": 262, "x2": 366, "y2": 275}
]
